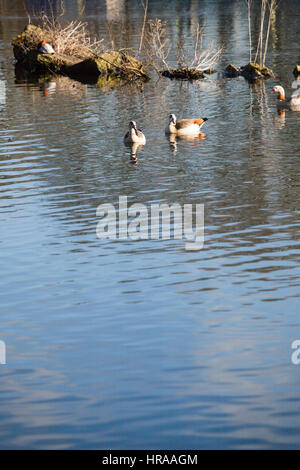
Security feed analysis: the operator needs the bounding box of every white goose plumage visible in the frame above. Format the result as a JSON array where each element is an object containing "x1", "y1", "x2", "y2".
[
  {"x1": 124, "y1": 121, "x2": 146, "y2": 145},
  {"x1": 165, "y1": 114, "x2": 208, "y2": 136}
]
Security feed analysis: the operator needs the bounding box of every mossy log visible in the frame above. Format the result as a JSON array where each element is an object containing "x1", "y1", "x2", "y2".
[
  {"x1": 203, "y1": 68, "x2": 216, "y2": 75},
  {"x1": 12, "y1": 24, "x2": 149, "y2": 84},
  {"x1": 224, "y1": 64, "x2": 240, "y2": 78},
  {"x1": 160, "y1": 68, "x2": 205, "y2": 80},
  {"x1": 225, "y1": 62, "x2": 274, "y2": 80},
  {"x1": 20, "y1": 50, "x2": 80, "y2": 74},
  {"x1": 65, "y1": 51, "x2": 149, "y2": 82},
  {"x1": 240, "y1": 63, "x2": 274, "y2": 79}
]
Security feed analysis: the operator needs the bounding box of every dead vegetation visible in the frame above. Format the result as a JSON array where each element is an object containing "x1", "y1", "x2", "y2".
[
  {"x1": 225, "y1": 1, "x2": 276, "y2": 80},
  {"x1": 144, "y1": 19, "x2": 171, "y2": 73},
  {"x1": 143, "y1": 19, "x2": 223, "y2": 80},
  {"x1": 176, "y1": 24, "x2": 223, "y2": 72},
  {"x1": 39, "y1": 17, "x2": 104, "y2": 59},
  {"x1": 246, "y1": 0, "x2": 277, "y2": 68},
  {"x1": 23, "y1": 0, "x2": 104, "y2": 59}
]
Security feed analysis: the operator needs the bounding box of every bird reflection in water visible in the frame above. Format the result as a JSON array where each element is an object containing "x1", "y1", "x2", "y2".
[
  {"x1": 274, "y1": 108, "x2": 286, "y2": 129},
  {"x1": 40, "y1": 81, "x2": 57, "y2": 97},
  {"x1": 124, "y1": 141, "x2": 144, "y2": 164},
  {"x1": 167, "y1": 132, "x2": 206, "y2": 152}
]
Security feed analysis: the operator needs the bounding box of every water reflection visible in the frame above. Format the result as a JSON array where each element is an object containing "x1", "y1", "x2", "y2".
[
  {"x1": 166, "y1": 132, "x2": 206, "y2": 152},
  {"x1": 106, "y1": 0, "x2": 125, "y2": 22},
  {"x1": 124, "y1": 141, "x2": 145, "y2": 163},
  {"x1": 40, "y1": 81, "x2": 57, "y2": 97},
  {"x1": 273, "y1": 108, "x2": 286, "y2": 129}
]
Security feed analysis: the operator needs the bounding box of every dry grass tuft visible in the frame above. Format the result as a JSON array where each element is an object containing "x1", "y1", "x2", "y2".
[
  {"x1": 38, "y1": 13, "x2": 104, "y2": 59},
  {"x1": 20, "y1": 1, "x2": 104, "y2": 59}
]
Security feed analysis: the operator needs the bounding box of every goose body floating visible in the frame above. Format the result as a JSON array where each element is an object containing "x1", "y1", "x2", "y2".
[
  {"x1": 124, "y1": 121, "x2": 146, "y2": 145},
  {"x1": 271, "y1": 85, "x2": 300, "y2": 109},
  {"x1": 38, "y1": 40, "x2": 55, "y2": 54},
  {"x1": 165, "y1": 114, "x2": 208, "y2": 136}
]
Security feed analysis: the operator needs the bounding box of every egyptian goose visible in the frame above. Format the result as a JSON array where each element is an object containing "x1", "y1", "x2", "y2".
[
  {"x1": 38, "y1": 40, "x2": 55, "y2": 54},
  {"x1": 124, "y1": 121, "x2": 146, "y2": 145},
  {"x1": 165, "y1": 114, "x2": 208, "y2": 136},
  {"x1": 271, "y1": 85, "x2": 300, "y2": 109}
]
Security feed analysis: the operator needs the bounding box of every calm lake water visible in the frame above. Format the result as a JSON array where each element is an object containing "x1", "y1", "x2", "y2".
[{"x1": 0, "y1": 0, "x2": 300, "y2": 449}]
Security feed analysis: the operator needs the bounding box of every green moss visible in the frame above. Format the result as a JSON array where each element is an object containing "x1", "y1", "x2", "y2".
[
  {"x1": 37, "y1": 53, "x2": 77, "y2": 73},
  {"x1": 20, "y1": 50, "x2": 79, "y2": 74},
  {"x1": 241, "y1": 62, "x2": 274, "y2": 79},
  {"x1": 65, "y1": 51, "x2": 149, "y2": 81},
  {"x1": 225, "y1": 62, "x2": 274, "y2": 80}
]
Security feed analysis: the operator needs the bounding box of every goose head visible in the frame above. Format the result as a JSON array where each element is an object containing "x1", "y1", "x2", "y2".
[
  {"x1": 271, "y1": 86, "x2": 285, "y2": 100},
  {"x1": 169, "y1": 114, "x2": 176, "y2": 125},
  {"x1": 38, "y1": 40, "x2": 47, "y2": 48},
  {"x1": 129, "y1": 120, "x2": 138, "y2": 136}
]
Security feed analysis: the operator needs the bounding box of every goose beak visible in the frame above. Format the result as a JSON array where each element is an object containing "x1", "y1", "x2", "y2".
[{"x1": 270, "y1": 90, "x2": 275, "y2": 94}]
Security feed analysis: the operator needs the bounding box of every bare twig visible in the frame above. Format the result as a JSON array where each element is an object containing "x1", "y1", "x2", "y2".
[
  {"x1": 138, "y1": 0, "x2": 148, "y2": 56},
  {"x1": 246, "y1": 0, "x2": 252, "y2": 62},
  {"x1": 143, "y1": 19, "x2": 171, "y2": 72},
  {"x1": 250, "y1": 0, "x2": 275, "y2": 67},
  {"x1": 262, "y1": 0, "x2": 277, "y2": 66},
  {"x1": 179, "y1": 22, "x2": 223, "y2": 70}
]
